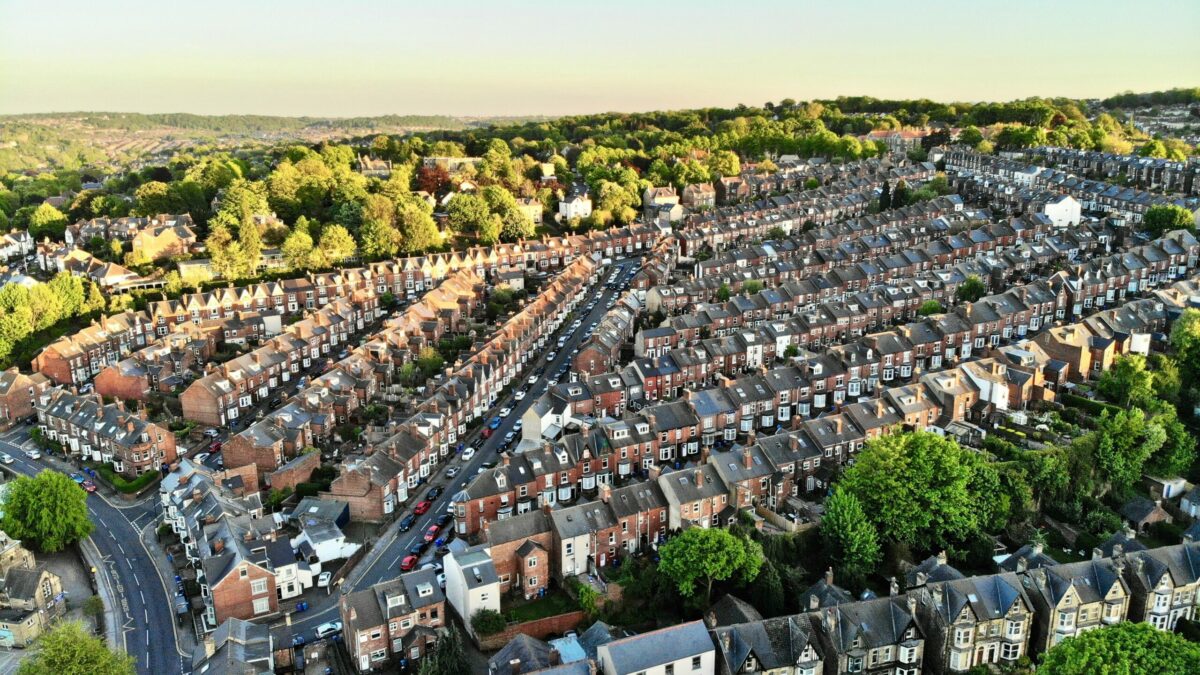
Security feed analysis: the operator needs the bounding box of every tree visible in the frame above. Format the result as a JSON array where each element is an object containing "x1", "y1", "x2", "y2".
[
  {"x1": 478, "y1": 213, "x2": 502, "y2": 246},
  {"x1": 132, "y1": 181, "x2": 178, "y2": 216},
  {"x1": 956, "y1": 275, "x2": 987, "y2": 303},
  {"x1": 838, "y1": 431, "x2": 1003, "y2": 550},
  {"x1": 417, "y1": 623, "x2": 470, "y2": 675},
  {"x1": 1, "y1": 472, "x2": 94, "y2": 552},
  {"x1": 918, "y1": 299, "x2": 943, "y2": 316},
  {"x1": 1143, "y1": 204, "x2": 1195, "y2": 238},
  {"x1": 470, "y1": 609, "x2": 505, "y2": 636},
  {"x1": 744, "y1": 559, "x2": 786, "y2": 617},
  {"x1": 28, "y1": 202, "x2": 67, "y2": 239},
  {"x1": 891, "y1": 180, "x2": 910, "y2": 209},
  {"x1": 17, "y1": 621, "x2": 135, "y2": 675},
  {"x1": 716, "y1": 283, "x2": 731, "y2": 302},
  {"x1": 658, "y1": 527, "x2": 763, "y2": 605},
  {"x1": 28, "y1": 284, "x2": 64, "y2": 331},
  {"x1": 1089, "y1": 409, "x2": 1165, "y2": 497},
  {"x1": 742, "y1": 280, "x2": 763, "y2": 295},
  {"x1": 445, "y1": 193, "x2": 490, "y2": 234},
  {"x1": 1096, "y1": 354, "x2": 1155, "y2": 409},
  {"x1": 359, "y1": 218, "x2": 401, "y2": 260},
  {"x1": 820, "y1": 487, "x2": 882, "y2": 586},
  {"x1": 396, "y1": 197, "x2": 441, "y2": 253},
  {"x1": 1038, "y1": 621, "x2": 1200, "y2": 675},
  {"x1": 1146, "y1": 411, "x2": 1196, "y2": 478},
  {"x1": 316, "y1": 224, "x2": 357, "y2": 266},
  {"x1": 281, "y1": 226, "x2": 315, "y2": 270},
  {"x1": 500, "y1": 207, "x2": 534, "y2": 242},
  {"x1": 878, "y1": 182, "x2": 892, "y2": 210}
]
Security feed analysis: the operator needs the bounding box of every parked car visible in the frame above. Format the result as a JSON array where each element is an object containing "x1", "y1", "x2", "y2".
[
  {"x1": 460, "y1": 447, "x2": 475, "y2": 461},
  {"x1": 407, "y1": 540, "x2": 427, "y2": 556},
  {"x1": 399, "y1": 514, "x2": 416, "y2": 532},
  {"x1": 314, "y1": 620, "x2": 343, "y2": 640},
  {"x1": 426, "y1": 486, "x2": 443, "y2": 500},
  {"x1": 209, "y1": 441, "x2": 222, "y2": 452},
  {"x1": 527, "y1": 374, "x2": 538, "y2": 385},
  {"x1": 81, "y1": 480, "x2": 97, "y2": 493},
  {"x1": 499, "y1": 407, "x2": 512, "y2": 418},
  {"x1": 317, "y1": 571, "x2": 332, "y2": 588},
  {"x1": 503, "y1": 431, "x2": 516, "y2": 445},
  {"x1": 203, "y1": 429, "x2": 220, "y2": 439},
  {"x1": 399, "y1": 555, "x2": 418, "y2": 571},
  {"x1": 488, "y1": 417, "x2": 502, "y2": 430},
  {"x1": 195, "y1": 453, "x2": 210, "y2": 464},
  {"x1": 69, "y1": 473, "x2": 85, "y2": 484},
  {"x1": 25, "y1": 449, "x2": 40, "y2": 460},
  {"x1": 423, "y1": 524, "x2": 441, "y2": 543},
  {"x1": 514, "y1": 390, "x2": 526, "y2": 401},
  {"x1": 435, "y1": 514, "x2": 453, "y2": 528},
  {"x1": 414, "y1": 501, "x2": 432, "y2": 515}
]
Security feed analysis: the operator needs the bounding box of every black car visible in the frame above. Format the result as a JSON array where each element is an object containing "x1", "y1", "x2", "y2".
[
  {"x1": 426, "y1": 486, "x2": 443, "y2": 500},
  {"x1": 399, "y1": 514, "x2": 416, "y2": 532},
  {"x1": 435, "y1": 514, "x2": 453, "y2": 528},
  {"x1": 407, "y1": 540, "x2": 427, "y2": 556}
]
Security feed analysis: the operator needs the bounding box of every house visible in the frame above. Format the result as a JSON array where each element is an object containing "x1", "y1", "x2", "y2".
[
  {"x1": 1120, "y1": 497, "x2": 1173, "y2": 533},
  {"x1": 596, "y1": 620, "x2": 716, "y2": 675},
  {"x1": 1122, "y1": 541, "x2": 1200, "y2": 631},
  {"x1": 37, "y1": 389, "x2": 178, "y2": 478},
  {"x1": 560, "y1": 186, "x2": 593, "y2": 221},
  {"x1": 711, "y1": 613, "x2": 825, "y2": 675},
  {"x1": 483, "y1": 509, "x2": 554, "y2": 599},
  {"x1": 0, "y1": 532, "x2": 66, "y2": 648},
  {"x1": 192, "y1": 618, "x2": 275, "y2": 674},
  {"x1": 131, "y1": 222, "x2": 197, "y2": 261},
  {"x1": 488, "y1": 634, "x2": 557, "y2": 674},
  {"x1": 1020, "y1": 557, "x2": 1130, "y2": 652},
  {"x1": 444, "y1": 545, "x2": 500, "y2": 636},
  {"x1": 0, "y1": 368, "x2": 50, "y2": 429},
  {"x1": 1181, "y1": 486, "x2": 1200, "y2": 519},
  {"x1": 357, "y1": 155, "x2": 393, "y2": 178},
  {"x1": 681, "y1": 183, "x2": 716, "y2": 209},
  {"x1": 915, "y1": 573, "x2": 1033, "y2": 673},
  {"x1": 715, "y1": 177, "x2": 751, "y2": 205},
  {"x1": 517, "y1": 197, "x2": 544, "y2": 225},
  {"x1": 642, "y1": 186, "x2": 680, "y2": 210},
  {"x1": 815, "y1": 595, "x2": 925, "y2": 675},
  {"x1": 340, "y1": 568, "x2": 445, "y2": 672}
]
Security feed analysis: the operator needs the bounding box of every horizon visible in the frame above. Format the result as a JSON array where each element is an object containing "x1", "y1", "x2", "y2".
[{"x1": 3, "y1": 0, "x2": 1198, "y2": 118}]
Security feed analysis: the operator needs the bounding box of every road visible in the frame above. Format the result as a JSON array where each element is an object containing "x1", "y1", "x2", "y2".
[
  {"x1": 0, "y1": 427, "x2": 187, "y2": 675},
  {"x1": 270, "y1": 258, "x2": 643, "y2": 646}
]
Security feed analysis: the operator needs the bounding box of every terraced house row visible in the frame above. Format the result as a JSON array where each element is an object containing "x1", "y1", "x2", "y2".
[
  {"x1": 1026, "y1": 146, "x2": 1200, "y2": 195},
  {"x1": 457, "y1": 268, "x2": 1198, "y2": 547}
]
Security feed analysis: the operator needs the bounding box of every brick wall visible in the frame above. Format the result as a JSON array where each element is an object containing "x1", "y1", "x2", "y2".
[
  {"x1": 94, "y1": 368, "x2": 151, "y2": 401},
  {"x1": 268, "y1": 451, "x2": 320, "y2": 492},
  {"x1": 476, "y1": 610, "x2": 586, "y2": 651}
]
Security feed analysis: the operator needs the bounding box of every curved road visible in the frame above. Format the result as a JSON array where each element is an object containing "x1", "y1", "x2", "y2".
[{"x1": 0, "y1": 428, "x2": 187, "y2": 675}]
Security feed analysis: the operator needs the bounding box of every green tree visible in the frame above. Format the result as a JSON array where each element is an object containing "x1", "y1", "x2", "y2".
[
  {"x1": 359, "y1": 218, "x2": 401, "y2": 260},
  {"x1": 28, "y1": 202, "x2": 67, "y2": 239},
  {"x1": 820, "y1": 487, "x2": 882, "y2": 586},
  {"x1": 47, "y1": 272, "x2": 84, "y2": 318},
  {"x1": 878, "y1": 182, "x2": 891, "y2": 210},
  {"x1": 445, "y1": 193, "x2": 490, "y2": 234},
  {"x1": 281, "y1": 226, "x2": 315, "y2": 270},
  {"x1": 132, "y1": 181, "x2": 178, "y2": 216},
  {"x1": 316, "y1": 224, "x2": 357, "y2": 266},
  {"x1": 891, "y1": 180, "x2": 910, "y2": 208},
  {"x1": 956, "y1": 275, "x2": 987, "y2": 303},
  {"x1": 1096, "y1": 354, "x2": 1155, "y2": 409},
  {"x1": 1147, "y1": 353, "x2": 1182, "y2": 404},
  {"x1": 1148, "y1": 412, "x2": 1196, "y2": 478},
  {"x1": 658, "y1": 526, "x2": 763, "y2": 605},
  {"x1": 742, "y1": 280, "x2": 764, "y2": 295},
  {"x1": 1, "y1": 472, "x2": 93, "y2": 552},
  {"x1": 396, "y1": 196, "x2": 441, "y2": 253},
  {"x1": 1089, "y1": 409, "x2": 1165, "y2": 497},
  {"x1": 17, "y1": 621, "x2": 135, "y2": 675},
  {"x1": 28, "y1": 284, "x2": 64, "y2": 331},
  {"x1": 744, "y1": 559, "x2": 786, "y2": 617},
  {"x1": 1143, "y1": 204, "x2": 1195, "y2": 238},
  {"x1": 716, "y1": 283, "x2": 731, "y2": 302},
  {"x1": 500, "y1": 208, "x2": 534, "y2": 242},
  {"x1": 918, "y1": 299, "x2": 943, "y2": 316},
  {"x1": 838, "y1": 431, "x2": 1003, "y2": 550},
  {"x1": 1038, "y1": 621, "x2": 1200, "y2": 675}
]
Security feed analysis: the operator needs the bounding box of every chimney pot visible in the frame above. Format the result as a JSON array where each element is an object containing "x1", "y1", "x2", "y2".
[
  {"x1": 1016, "y1": 556, "x2": 1028, "y2": 573},
  {"x1": 825, "y1": 567, "x2": 834, "y2": 586}
]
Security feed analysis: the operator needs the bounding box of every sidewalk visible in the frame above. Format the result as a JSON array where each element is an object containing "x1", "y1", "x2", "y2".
[
  {"x1": 140, "y1": 522, "x2": 199, "y2": 658},
  {"x1": 78, "y1": 537, "x2": 123, "y2": 652}
]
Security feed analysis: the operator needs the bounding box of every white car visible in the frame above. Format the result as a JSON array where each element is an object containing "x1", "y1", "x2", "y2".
[
  {"x1": 195, "y1": 453, "x2": 210, "y2": 464},
  {"x1": 460, "y1": 447, "x2": 475, "y2": 461},
  {"x1": 25, "y1": 449, "x2": 40, "y2": 460},
  {"x1": 546, "y1": 351, "x2": 557, "y2": 360},
  {"x1": 514, "y1": 390, "x2": 526, "y2": 401},
  {"x1": 527, "y1": 375, "x2": 538, "y2": 385},
  {"x1": 203, "y1": 429, "x2": 220, "y2": 439},
  {"x1": 317, "y1": 571, "x2": 332, "y2": 588},
  {"x1": 0, "y1": 454, "x2": 12, "y2": 464},
  {"x1": 446, "y1": 466, "x2": 460, "y2": 478},
  {"x1": 514, "y1": 420, "x2": 523, "y2": 431},
  {"x1": 499, "y1": 407, "x2": 512, "y2": 418},
  {"x1": 314, "y1": 620, "x2": 343, "y2": 640}
]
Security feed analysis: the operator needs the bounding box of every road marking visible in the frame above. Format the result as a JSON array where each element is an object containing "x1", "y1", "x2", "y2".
[
  {"x1": 144, "y1": 609, "x2": 148, "y2": 623},
  {"x1": 117, "y1": 542, "x2": 127, "y2": 555},
  {"x1": 127, "y1": 559, "x2": 135, "y2": 570},
  {"x1": 140, "y1": 591, "x2": 145, "y2": 604}
]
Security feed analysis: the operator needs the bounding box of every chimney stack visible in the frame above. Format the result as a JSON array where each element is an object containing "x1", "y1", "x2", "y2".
[
  {"x1": 825, "y1": 567, "x2": 834, "y2": 586},
  {"x1": 742, "y1": 447, "x2": 753, "y2": 470},
  {"x1": 1092, "y1": 547, "x2": 1103, "y2": 560},
  {"x1": 906, "y1": 593, "x2": 917, "y2": 616},
  {"x1": 1032, "y1": 541, "x2": 1044, "y2": 556},
  {"x1": 212, "y1": 538, "x2": 225, "y2": 554},
  {"x1": 889, "y1": 577, "x2": 899, "y2": 596},
  {"x1": 598, "y1": 482, "x2": 612, "y2": 504},
  {"x1": 694, "y1": 468, "x2": 704, "y2": 487},
  {"x1": 1016, "y1": 556, "x2": 1028, "y2": 573}
]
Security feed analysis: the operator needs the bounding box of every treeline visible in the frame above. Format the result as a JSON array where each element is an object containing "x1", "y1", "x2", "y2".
[
  {"x1": 1102, "y1": 87, "x2": 1200, "y2": 109},
  {"x1": 0, "y1": 272, "x2": 107, "y2": 367}
]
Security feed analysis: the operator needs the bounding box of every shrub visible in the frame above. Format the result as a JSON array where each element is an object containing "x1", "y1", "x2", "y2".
[{"x1": 470, "y1": 608, "x2": 506, "y2": 636}]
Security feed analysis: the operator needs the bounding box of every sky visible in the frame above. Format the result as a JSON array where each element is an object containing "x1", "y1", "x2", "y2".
[{"x1": 2, "y1": 0, "x2": 1198, "y2": 117}]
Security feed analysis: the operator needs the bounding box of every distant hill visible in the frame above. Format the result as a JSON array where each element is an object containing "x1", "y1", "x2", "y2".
[{"x1": 0, "y1": 112, "x2": 547, "y2": 173}]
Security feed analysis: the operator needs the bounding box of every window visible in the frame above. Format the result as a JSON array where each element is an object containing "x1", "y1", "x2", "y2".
[
  {"x1": 528, "y1": 558, "x2": 537, "y2": 568},
  {"x1": 252, "y1": 598, "x2": 270, "y2": 615},
  {"x1": 370, "y1": 649, "x2": 387, "y2": 661},
  {"x1": 692, "y1": 656, "x2": 702, "y2": 670},
  {"x1": 665, "y1": 665, "x2": 674, "y2": 675},
  {"x1": 1002, "y1": 642, "x2": 1021, "y2": 660},
  {"x1": 529, "y1": 577, "x2": 538, "y2": 587},
  {"x1": 250, "y1": 579, "x2": 268, "y2": 595}
]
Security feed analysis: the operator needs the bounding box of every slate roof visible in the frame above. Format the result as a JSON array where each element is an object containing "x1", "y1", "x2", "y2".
[{"x1": 600, "y1": 621, "x2": 713, "y2": 674}]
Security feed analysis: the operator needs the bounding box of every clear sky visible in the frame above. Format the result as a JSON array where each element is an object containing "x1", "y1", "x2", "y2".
[{"x1": 2, "y1": 0, "x2": 1197, "y2": 117}]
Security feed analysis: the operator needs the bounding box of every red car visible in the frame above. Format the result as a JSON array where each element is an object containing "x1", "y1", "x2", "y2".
[
  {"x1": 423, "y1": 524, "x2": 441, "y2": 543},
  {"x1": 399, "y1": 555, "x2": 418, "y2": 571},
  {"x1": 414, "y1": 501, "x2": 432, "y2": 515},
  {"x1": 81, "y1": 480, "x2": 97, "y2": 493},
  {"x1": 481, "y1": 428, "x2": 493, "y2": 439}
]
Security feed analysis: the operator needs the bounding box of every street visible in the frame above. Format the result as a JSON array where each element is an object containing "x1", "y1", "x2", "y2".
[
  {"x1": 268, "y1": 258, "x2": 642, "y2": 647},
  {"x1": 0, "y1": 427, "x2": 187, "y2": 675}
]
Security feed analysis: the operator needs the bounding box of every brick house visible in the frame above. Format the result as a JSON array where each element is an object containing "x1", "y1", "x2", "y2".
[
  {"x1": 482, "y1": 510, "x2": 554, "y2": 599},
  {"x1": 0, "y1": 368, "x2": 50, "y2": 429},
  {"x1": 340, "y1": 568, "x2": 445, "y2": 673},
  {"x1": 38, "y1": 390, "x2": 177, "y2": 477}
]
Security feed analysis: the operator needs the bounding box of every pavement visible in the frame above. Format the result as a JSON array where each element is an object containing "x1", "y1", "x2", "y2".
[
  {"x1": 0, "y1": 427, "x2": 188, "y2": 675},
  {"x1": 268, "y1": 258, "x2": 642, "y2": 648}
]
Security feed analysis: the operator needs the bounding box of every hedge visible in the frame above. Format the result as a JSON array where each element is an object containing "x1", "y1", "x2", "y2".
[
  {"x1": 1060, "y1": 393, "x2": 1123, "y2": 418},
  {"x1": 91, "y1": 463, "x2": 161, "y2": 494}
]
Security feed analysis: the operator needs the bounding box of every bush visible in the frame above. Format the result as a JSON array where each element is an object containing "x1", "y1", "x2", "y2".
[
  {"x1": 1061, "y1": 393, "x2": 1123, "y2": 418},
  {"x1": 470, "y1": 608, "x2": 506, "y2": 636},
  {"x1": 1150, "y1": 521, "x2": 1184, "y2": 543},
  {"x1": 91, "y1": 463, "x2": 160, "y2": 494}
]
